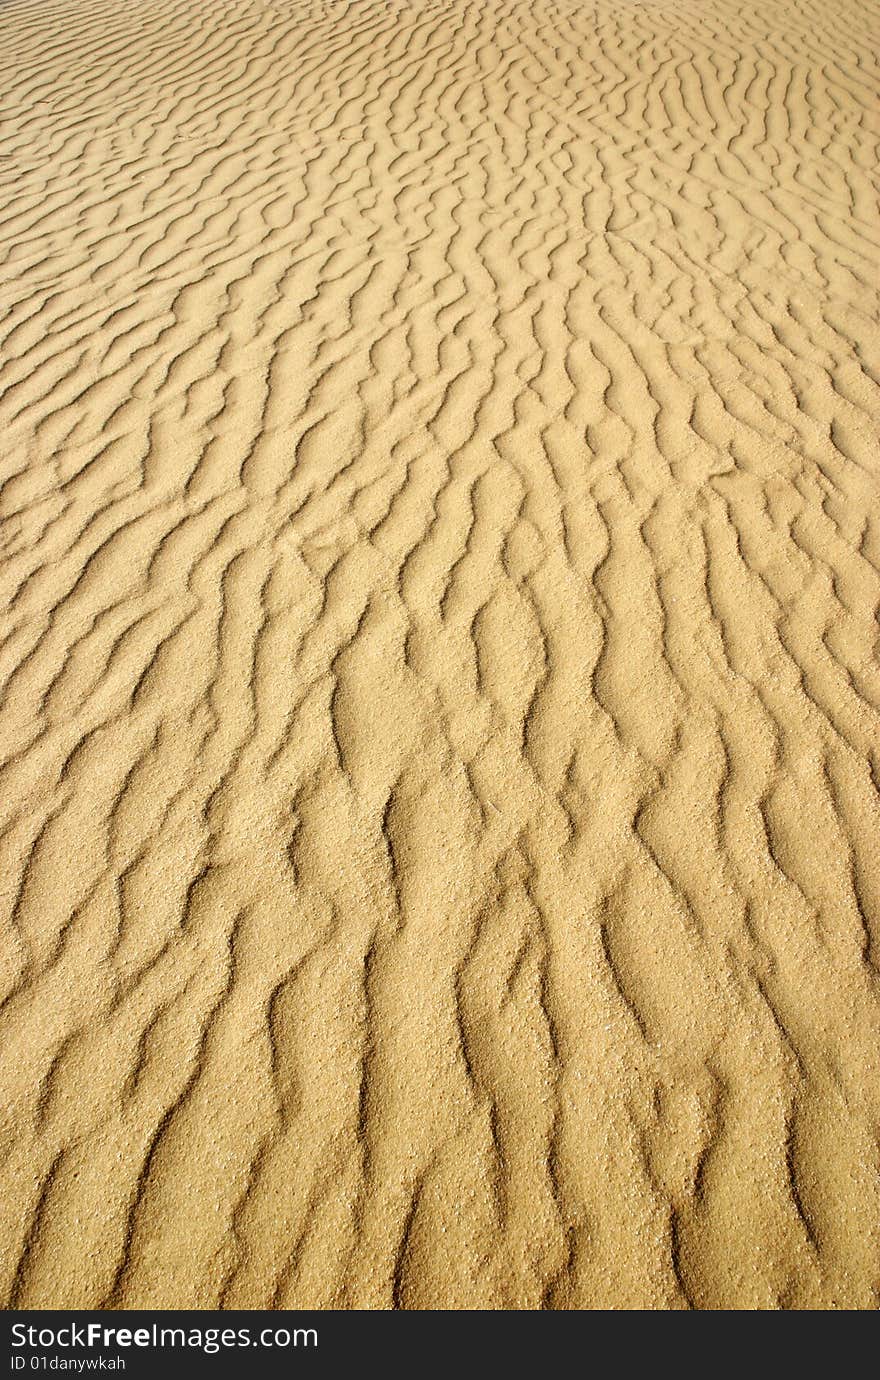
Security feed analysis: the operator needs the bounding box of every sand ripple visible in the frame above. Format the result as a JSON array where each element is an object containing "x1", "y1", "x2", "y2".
[{"x1": 0, "y1": 0, "x2": 878, "y2": 1309}]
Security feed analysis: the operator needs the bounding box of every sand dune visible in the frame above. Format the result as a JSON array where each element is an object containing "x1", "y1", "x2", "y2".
[{"x1": 0, "y1": 0, "x2": 878, "y2": 1310}]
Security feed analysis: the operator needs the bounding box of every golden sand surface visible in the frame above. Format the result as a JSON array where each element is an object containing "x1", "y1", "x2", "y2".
[{"x1": 0, "y1": 0, "x2": 878, "y2": 1311}]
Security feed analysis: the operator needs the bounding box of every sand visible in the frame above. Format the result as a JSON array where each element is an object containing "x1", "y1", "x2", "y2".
[{"x1": 0, "y1": 0, "x2": 878, "y2": 1312}]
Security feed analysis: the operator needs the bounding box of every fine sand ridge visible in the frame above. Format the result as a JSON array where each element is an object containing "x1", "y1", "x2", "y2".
[{"x1": 0, "y1": 0, "x2": 878, "y2": 1310}]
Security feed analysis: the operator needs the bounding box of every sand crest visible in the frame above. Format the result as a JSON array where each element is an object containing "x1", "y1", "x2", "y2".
[{"x1": 0, "y1": 0, "x2": 878, "y2": 1310}]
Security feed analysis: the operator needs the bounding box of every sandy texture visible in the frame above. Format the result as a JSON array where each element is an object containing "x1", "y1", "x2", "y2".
[{"x1": 0, "y1": 0, "x2": 878, "y2": 1312}]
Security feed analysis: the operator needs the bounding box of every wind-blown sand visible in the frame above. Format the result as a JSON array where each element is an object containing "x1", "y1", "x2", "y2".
[{"x1": 0, "y1": 0, "x2": 878, "y2": 1311}]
